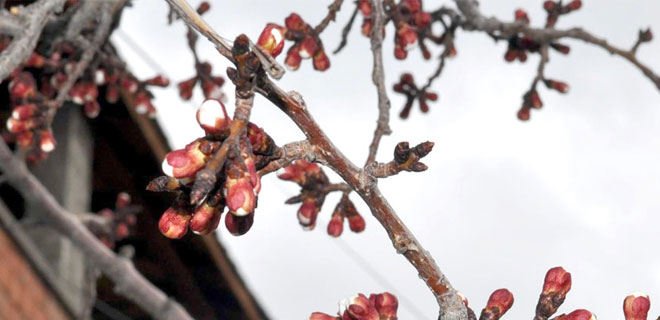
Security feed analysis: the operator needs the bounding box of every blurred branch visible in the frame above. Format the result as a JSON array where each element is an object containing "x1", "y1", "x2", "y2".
[{"x1": 0, "y1": 139, "x2": 193, "y2": 320}]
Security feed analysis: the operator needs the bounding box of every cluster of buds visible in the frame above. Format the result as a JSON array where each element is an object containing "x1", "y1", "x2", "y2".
[
  {"x1": 544, "y1": 0, "x2": 582, "y2": 28},
  {"x1": 85, "y1": 192, "x2": 139, "y2": 249},
  {"x1": 535, "y1": 267, "x2": 581, "y2": 319},
  {"x1": 310, "y1": 292, "x2": 398, "y2": 320},
  {"x1": 392, "y1": 73, "x2": 437, "y2": 119},
  {"x1": 77, "y1": 68, "x2": 169, "y2": 117},
  {"x1": 359, "y1": 0, "x2": 439, "y2": 60},
  {"x1": 177, "y1": 61, "x2": 226, "y2": 102},
  {"x1": 505, "y1": 9, "x2": 571, "y2": 63},
  {"x1": 256, "y1": 13, "x2": 330, "y2": 71},
  {"x1": 516, "y1": 89, "x2": 544, "y2": 121},
  {"x1": 327, "y1": 194, "x2": 366, "y2": 237},
  {"x1": 147, "y1": 99, "x2": 276, "y2": 238},
  {"x1": 278, "y1": 160, "x2": 330, "y2": 230}
]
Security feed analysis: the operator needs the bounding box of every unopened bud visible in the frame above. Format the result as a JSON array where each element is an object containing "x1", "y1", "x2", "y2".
[
  {"x1": 84, "y1": 100, "x2": 101, "y2": 118},
  {"x1": 257, "y1": 23, "x2": 287, "y2": 58},
  {"x1": 623, "y1": 293, "x2": 650, "y2": 320},
  {"x1": 196, "y1": 99, "x2": 231, "y2": 135},
  {"x1": 313, "y1": 50, "x2": 330, "y2": 71},
  {"x1": 555, "y1": 309, "x2": 596, "y2": 320},
  {"x1": 225, "y1": 212, "x2": 254, "y2": 236},
  {"x1": 145, "y1": 75, "x2": 170, "y2": 87},
  {"x1": 38, "y1": 129, "x2": 56, "y2": 153},
  {"x1": 372, "y1": 292, "x2": 398, "y2": 320},
  {"x1": 481, "y1": 289, "x2": 514, "y2": 320},
  {"x1": 158, "y1": 206, "x2": 192, "y2": 239}
]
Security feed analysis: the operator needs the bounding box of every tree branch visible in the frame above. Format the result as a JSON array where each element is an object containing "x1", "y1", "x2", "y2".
[
  {"x1": 364, "y1": 0, "x2": 392, "y2": 166},
  {"x1": 454, "y1": 0, "x2": 660, "y2": 90},
  {"x1": 0, "y1": 140, "x2": 194, "y2": 320}
]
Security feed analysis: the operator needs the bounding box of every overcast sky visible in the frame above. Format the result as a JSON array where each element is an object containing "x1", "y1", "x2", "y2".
[{"x1": 115, "y1": 1, "x2": 660, "y2": 319}]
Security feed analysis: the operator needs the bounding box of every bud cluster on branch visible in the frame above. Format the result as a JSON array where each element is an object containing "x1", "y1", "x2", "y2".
[{"x1": 85, "y1": 192, "x2": 140, "y2": 249}]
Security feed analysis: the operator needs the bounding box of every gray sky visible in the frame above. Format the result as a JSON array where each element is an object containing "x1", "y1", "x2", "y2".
[{"x1": 115, "y1": 1, "x2": 660, "y2": 319}]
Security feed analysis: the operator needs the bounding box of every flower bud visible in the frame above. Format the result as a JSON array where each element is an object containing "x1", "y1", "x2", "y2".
[
  {"x1": 225, "y1": 176, "x2": 257, "y2": 216},
  {"x1": 15, "y1": 131, "x2": 33, "y2": 147},
  {"x1": 565, "y1": 0, "x2": 582, "y2": 11},
  {"x1": 298, "y1": 198, "x2": 320, "y2": 229},
  {"x1": 623, "y1": 293, "x2": 650, "y2": 320},
  {"x1": 327, "y1": 205, "x2": 344, "y2": 237},
  {"x1": 196, "y1": 99, "x2": 231, "y2": 135},
  {"x1": 313, "y1": 50, "x2": 330, "y2": 71},
  {"x1": 528, "y1": 91, "x2": 543, "y2": 109},
  {"x1": 285, "y1": 47, "x2": 302, "y2": 70},
  {"x1": 145, "y1": 75, "x2": 170, "y2": 87},
  {"x1": 639, "y1": 28, "x2": 653, "y2": 43},
  {"x1": 120, "y1": 76, "x2": 139, "y2": 93},
  {"x1": 371, "y1": 292, "x2": 398, "y2": 320},
  {"x1": 394, "y1": 44, "x2": 407, "y2": 60},
  {"x1": 257, "y1": 23, "x2": 287, "y2": 58},
  {"x1": 285, "y1": 13, "x2": 306, "y2": 31},
  {"x1": 396, "y1": 23, "x2": 418, "y2": 50},
  {"x1": 106, "y1": 84, "x2": 120, "y2": 103},
  {"x1": 134, "y1": 91, "x2": 155, "y2": 115},
  {"x1": 340, "y1": 294, "x2": 379, "y2": 320},
  {"x1": 545, "y1": 79, "x2": 570, "y2": 93},
  {"x1": 346, "y1": 210, "x2": 365, "y2": 233},
  {"x1": 38, "y1": 129, "x2": 56, "y2": 153},
  {"x1": 517, "y1": 107, "x2": 530, "y2": 121},
  {"x1": 309, "y1": 313, "x2": 338, "y2": 320},
  {"x1": 24, "y1": 53, "x2": 45, "y2": 68},
  {"x1": 116, "y1": 192, "x2": 131, "y2": 209},
  {"x1": 158, "y1": 206, "x2": 192, "y2": 239},
  {"x1": 6, "y1": 118, "x2": 34, "y2": 133},
  {"x1": 480, "y1": 289, "x2": 514, "y2": 320},
  {"x1": 551, "y1": 43, "x2": 571, "y2": 54},
  {"x1": 543, "y1": 267, "x2": 572, "y2": 295},
  {"x1": 555, "y1": 309, "x2": 596, "y2": 320},
  {"x1": 225, "y1": 212, "x2": 254, "y2": 236},
  {"x1": 190, "y1": 202, "x2": 223, "y2": 235},
  {"x1": 201, "y1": 79, "x2": 224, "y2": 100},
  {"x1": 178, "y1": 77, "x2": 197, "y2": 100},
  {"x1": 9, "y1": 72, "x2": 37, "y2": 99},
  {"x1": 12, "y1": 104, "x2": 38, "y2": 120},
  {"x1": 361, "y1": 19, "x2": 373, "y2": 37},
  {"x1": 504, "y1": 49, "x2": 518, "y2": 62},
  {"x1": 414, "y1": 11, "x2": 431, "y2": 27},
  {"x1": 84, "y1": 100, "x2": 101, "y2": 118},
  {"x1": 196, "y1": 1, "x2": 210, "y2": 14},
  {"x1": 515, "y1": 9, "x2": 530, "y2": 24},
  {"x1": 95, "y1": 69, "x2": 107, "y2": 85},
  {"x1": 163, "y1": 140, "x2": 208, "y2": 178},
  {"x1": 544, "y1": 1, "x2": 557, "y2": 11}
]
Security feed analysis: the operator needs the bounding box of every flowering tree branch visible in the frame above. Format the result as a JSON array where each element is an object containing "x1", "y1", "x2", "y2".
[{"x1": 0, "y1": 139, "x2": 194, "y2": 320}]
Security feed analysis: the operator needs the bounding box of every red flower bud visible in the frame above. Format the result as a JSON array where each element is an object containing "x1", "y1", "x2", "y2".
[
  {"x1": 396, "y1": 23, "x2": 418, "y2": 49},
  {"x1": 162, "y1": 140, "x2": 208, "y2": 179},
  {"x1": 309, "y1": 312, "x2": 338, "y2": 320},
  {"x1": 371, "y1": 292, "x2": 398, "y2": 320},
  {"x1": 158, "y1": 206, "x2": 192, "y2": 239},
  {"x1": 116, "y1": 192, "x2": 131, "y2": 208},
  {"x1": 24, "y1": 53, "x2": 45, "y2": 68},
  {"x1": 555, "y1": 309, "x2": 596, "y2": 320},
  {"x1": 565, "y1": 0, "x2": 582, "y2": 11},
  {"x1": 106, "y1": 85, "x2": 120, "y2": 103},
  {"x1": 6, "y1": 118, "x2": 35, "y2": 133},
  {"x1": 190, "y1": 202, "x2": 223, "y2": 235},
  {"x1": 544, "y1": 1, "x2": 557, "y2": 11},
  {"x1": 145, "y1": 75, "x2": 170, "y2": 87},
  {"x1": 327, "y1": 206, "x2": 344, "y2": 237},
  {"x1": 346, "y1": 211, "x2": 365, "y2": 233},
  {"x1": 84, "y1": 100, "x2": 101, "y2": 118},
  {"x1": 196, "y1": 99, "x2": 231, "y2": 135},
  {"x1": 361, "y1": 19, "x2": 373, "y2": 37},
  {"x1": 504, "y1": 49, "x2": 517, "y2": 62},
  {"x1": 515, "y1": 9, "x2": 530, "y2": 24},
  {"x1": 225, "y1": 176, "x2": 257, "y2": 216},
  {"x1": 529, "y1": 91, "x2": 543, "y2": 109},
  {"x1": 394, "y1": 44, "x2": 407, "y2": 60},
  {"x1": 285, "y1": 47, "x2": 302, "y2": 70},
  {"x1": 551, "y1": 43, "x2": 571, "y2": 54},
  {"x1": 299, "y1": 37, "x2": 317, "y2": 59},
  {"x1": 480, "y1": 289, "x2": 514, "y2": 320},
  {"x1": 298, "y1": 198, "x2": 320, "y2": 229},
  {"x1": 178, "y1": 77, "x2": 197, "y2": 100},
  {"x1": 120, "y1": 76, "x2": 139, "y2": 93},
  {"x1": 9, "y1": 72, "x2": 37, "y2": 99},
  {"x1": 285, "y1": 13, "x2": 306, "y2": 31},
  {"x1": 12, "y1": 104, "x2": 38, "y2": 120},
  {"x1": 358, "y1": 0, "x2": 371, "y2": 16},
  {"x1": 38, "y1": 129, "x2": 56, "y2": 153},
  {"x1": 15, "y1": 131, "x2": 33, "y2": 148},
  {"x1": 543, "y1": 267, "x2": 572, "y2": 296},
  {"x1": 134, "y1": 91, "x2": 154, "y2": 115},
  {"x1": 623, "y1": 293, "x2": 650, "y2": 320},
  {"x1": 340, "y1": 294, "x2": 379, "y2": 320},
  {"x1": 313, "y1": 50, "x2": 330, "y2": 71},
  {"x1": 545, "y1": 80, "x2": 570, "y2": 93},
  {"x1": 257, "y1": 23, "x2": 287, "y2": 58},
  {"x1": 225, "y1": 212, "x2": 254, "y2": 236},
  {"x1": 201, "y1": 79, "x2": 224, "y2": 100},
  {"x1": 401, "y1": 0, "x2": 421, "y2": 13},
  {"x1": 196, "y1": 1, "x2": 210, "y2": 14},
  {"x1": 414, "y1": 11, "x2": 431, "y2": 27},
  {"x1": 517, "y1": 107, "x2": 530, "y2": 121}
]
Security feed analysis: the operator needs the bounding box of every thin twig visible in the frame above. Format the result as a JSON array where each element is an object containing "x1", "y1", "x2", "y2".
[
  {"x1": 364, "y1": 0, "x2": 392, "y2": 166},
  {"x1": 333, "y1": 3, "x2": 359, "y2": 54},
  {"x1": 315, "y1": 0, "x2": 345, "y2": 35}
]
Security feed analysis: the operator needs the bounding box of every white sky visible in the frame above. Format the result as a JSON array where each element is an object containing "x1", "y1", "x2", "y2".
[{"x1": 115, "y1": 1, "x2": 660, "y2": 319}]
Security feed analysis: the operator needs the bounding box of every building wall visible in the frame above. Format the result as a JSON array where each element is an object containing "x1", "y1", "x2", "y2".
[{"x1": 0, "y1": 228, "x2": 69, "y2": 320}]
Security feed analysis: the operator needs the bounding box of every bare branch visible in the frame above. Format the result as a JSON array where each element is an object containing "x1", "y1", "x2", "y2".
[
  {"x1": 0, "y1": 140, "x2": 194, "y2": 320},
  {"x1": 365, "y1": 0, "x2": 392, "y2": 166},
  {"x1": 0, "y1": 0, "x2": 67, "y2": 81},
  {"x1": 315, "y1": 0, "x2": 345, "y2": 35}
]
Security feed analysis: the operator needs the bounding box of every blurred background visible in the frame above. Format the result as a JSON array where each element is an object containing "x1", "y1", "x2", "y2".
[{"x1": 113, "y1": 1, "x2": 660, "y2": 318}]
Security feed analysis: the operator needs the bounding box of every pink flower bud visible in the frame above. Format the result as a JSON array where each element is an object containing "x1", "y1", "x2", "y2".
[
  {"x1": 327, "y1": 208, "x2": 344, "y2": 237},
  {"x1": 346, "y1": 211, "x2": 365, "y2": 233},
  {"x1": 9, "y1": 72, "x2": 37, "y2": 99},
  {"x1": 515, "y1": 9, "x2": 530, "y2": 24},
  {"x1": 394, "y1": 44, "x2": 407, "y2": 60},
  {"x1": 225, "y1": 176, "x2": 256, "y2": 216},
  {"x1": 178, "y1": 77, "x2": 197, "y2": 100},
  {"x1": 361, "y1": 19, "x2": 373, "y2": 37},
  {"x1": 543, "y1": 267, "x2": 572, "y2": 296},
  {"x1": 116, "y1": 192, "x2": 131, "y2": 208},
  {"x1": 38, "y1": 129, "x2": 56, "y2": 153},
  {"x1": 517, "y1": 107, "x2": 530, "y2": 121},
  {"x1": 414, "y1": 11, "x2": 431, "y2": 27},
  {"x1": 529, "y1": 91, "x2": 543, "y2": 109},
  {"x1": 340, "y1": 294, "x2": 379, "y2": 320},
  {"x1": 565, "y1": 0, "x2": 581, "y2": 11},
  {"x1": 504, "y1": 49, "x2": 517, "y2": 62},
  {"x1": 309, "y1": 312, "x2": 338, "y2": 320},
  {"x1": 201, "y1": 79, "x2": 224, "y2": 100},
  {"x1": 159, "y1": 206, "x2": 192, "y2": 239},
  {"x1": 12, "y1": 104, "x2": 38, "y2": 120},
  {"x1": 555, "y1": 309, "x2": 596, "y2": 320},
  {"x1": 299, "y1": 37, "x2": 317, "y2": 59},
  {"x1": 544, "y1": 1, "x2": 557, "y2": 11},
  {"x1": 84, "y1": 100, "x2": 101, "y2": 118},
  {"x1": 15, "y1": 131, "x2": 33, "y2": 148},
  {"x1": 401, "y1": 0, "x2": 421, "y2": 13},
  {"x1": 371, "y1": 292, "x2": 398, "y2": 320},
  {"x1": 358, "y1": 0, "x2": 371, "y2": 16},
  {"x1": 396, "y1": 23, "x2": 418, "y2": 49},
  {"x1": 257, "y1": 23, "x2": 287, "y2": 58},
  {"x1": 163, "y1": 140, "x2": 208, "y2": 178},
  {"x1": 120, "y1": 76, "x2": 139, "y2": 93},
  {"x1": 196, "y1": 99, "x2": 231, "y2": 134},
  {"x1": 545, "y1": 80, "x2": 570, "y2": 93},
  {"x1": 145, "y1": 75, "x2": 170, "y2": 87},
  {"x1": 298, "y1": 198, "x2": 320, "y2": 229},
  {"x1": 313, "y1": 50, "x2": 330, "y2": 71},
  {"x1": 134, "y1": 91, "x2": 154, "y2": 114},
  {"x1": 623, "y1": 293, "x2": 650, "y2": 320},
  {"x1": 481, "y1": 289, "x2": 514, "y2": 319},
  {"x1": 6, "y1": 118, "x2": 34, "y2": 133},
  {"x1": 285, "y1": 47, "x2": 302, "y2": 70},
  {"x1": 225, "y1": 212, "x2": 254, "y2": 236},
  {"x1": 190, "y1": 202, "x2": 223, "y2": 235},
  {"x1": 285, "y1": 13, "x2": 306, "y2": 31},
  {"x1": 106, "y1": 85, "x2": 120, "y2": 103},
  {"x1": 196, "y1": 1, "x2": 210, "y2": 14}
]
